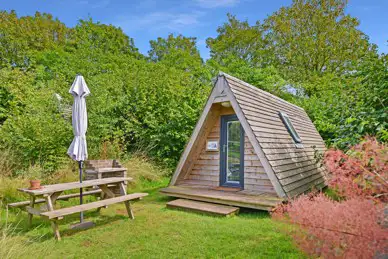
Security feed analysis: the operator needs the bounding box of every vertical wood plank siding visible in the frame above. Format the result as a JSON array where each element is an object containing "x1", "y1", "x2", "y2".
[
  {"x1": 179, "y1": 105, "x2": 276, "y2": 195},
  {"x1": 224, "y1": 74, "x2": 326, "y2": 197}
]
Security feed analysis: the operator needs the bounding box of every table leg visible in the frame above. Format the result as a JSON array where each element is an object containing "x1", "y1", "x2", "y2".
[
  {"x1": 119, "y1": 182, "x2": 134, "y2": 219},
  {"x1": 44, "y1": 194, "x2": 61, "y2": 241},
  {"x1": 99, "y1": 184, "x2": 115, "y2": 198},
  {"x1": 50, "y1": 191, "x2": 63, "y2": 204},
  {"x1": 119, "y1": 182, "x2": 127, "y2": 195},
  {"x1": 96, "y1": 193, "x2": 104, "y2": 212},
  {"x1": 28, "y1": 196, "x2": 36, "y2": 227},
  {"x1": 40, "y1": 191, "x2": 62, "y2": 211},
  {"x1": 96, "y1": 184, "x2": 115, "y2": 212},
  {"x1": 124, "y1": 201, "x2": 134, "y2": 220}
]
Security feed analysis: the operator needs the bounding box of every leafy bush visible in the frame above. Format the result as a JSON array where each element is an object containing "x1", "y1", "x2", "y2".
[
  {"x1": 273, "y1": 138, "x2": 388, "y2": 258},
  {"x1": 273, "y1": 194, "x2": 387, "y2": 258},
  {"x1": 0, "y1": 12, "x2": 210, "y2": 173},
  {"x1": 324, "y1": 137, "x2": 388, "y2": 201},
  {"x1": 0, "y1": 69, "x2": 71, "y2": 172}
]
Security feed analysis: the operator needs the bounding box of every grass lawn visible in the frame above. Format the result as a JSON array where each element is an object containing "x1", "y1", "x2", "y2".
[{"x1": 1, "y1": 179, "x2": 304, "y2": 258}]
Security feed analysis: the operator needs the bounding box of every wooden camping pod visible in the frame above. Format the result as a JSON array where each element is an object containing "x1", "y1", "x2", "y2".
[{"x1": 162, "y1": 73, "x2": 327, "y2": 210}]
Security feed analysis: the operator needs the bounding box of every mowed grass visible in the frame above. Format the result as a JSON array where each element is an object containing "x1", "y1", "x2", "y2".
[
  {"x1": 1, "y1": 180, "x2": 303, "y2": 259},
  {"x1": 1, "y1": 157, "x2": 303, "y2": 259}
]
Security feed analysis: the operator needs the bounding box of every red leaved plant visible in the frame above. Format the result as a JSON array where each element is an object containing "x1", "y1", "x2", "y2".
[
  {"x1": 273, "y1": 137, "x2": 388, "y2": 258},
  {"x1": 324, "y1": 137, "x2": 388, "y2": 201},
  {"x1": 273, "y1": 194, "x2": 387, "y2": 258}
]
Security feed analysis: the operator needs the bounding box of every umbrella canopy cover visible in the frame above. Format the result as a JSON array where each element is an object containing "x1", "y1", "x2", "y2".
[{"x1": 67, "y1": 75, "x2": 91, "y2": 161}]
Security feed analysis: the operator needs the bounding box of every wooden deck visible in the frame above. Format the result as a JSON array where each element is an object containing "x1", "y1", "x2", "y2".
[{"x1": 160, "y1": 185, "x2": 284, "y2": 211}]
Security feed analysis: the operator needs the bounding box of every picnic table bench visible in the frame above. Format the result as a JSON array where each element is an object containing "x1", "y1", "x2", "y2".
[{"x1": 14, "y1": 177, "x2": 148, "y2": 240}]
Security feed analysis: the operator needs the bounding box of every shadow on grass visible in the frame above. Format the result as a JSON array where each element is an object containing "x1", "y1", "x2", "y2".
[
  {"x1": 4, "y1": 208, "x2": 132, "y2": 243},
  {"x1": 60, "y1": 214, "x2": 129, "y2": 239},
  {"x1": 238, "y1": 208, "x2": 270, "y2": 219}
]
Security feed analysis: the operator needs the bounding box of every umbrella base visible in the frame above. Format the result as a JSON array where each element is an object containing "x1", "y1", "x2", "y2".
[{"x1": 70, "y1": 221, "x2": 95, "y2": 230}]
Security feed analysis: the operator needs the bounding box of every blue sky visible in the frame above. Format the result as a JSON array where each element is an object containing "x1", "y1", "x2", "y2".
[{"x1": 2, "y1": 0, "x2": 387, "y2": 59}]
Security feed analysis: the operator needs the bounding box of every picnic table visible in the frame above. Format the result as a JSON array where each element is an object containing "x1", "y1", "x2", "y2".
[{"x1": 14, "y1": 177, "x2": 148, "y2": 240}]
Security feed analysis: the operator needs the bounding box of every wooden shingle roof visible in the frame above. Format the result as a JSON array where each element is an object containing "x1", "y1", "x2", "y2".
[{"x1": 222, "y1": 73, "x2": 327, "y2": 197}]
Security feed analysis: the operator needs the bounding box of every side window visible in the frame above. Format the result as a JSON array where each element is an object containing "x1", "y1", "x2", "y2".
[{"x1": 279, "y1": 112, "x2": 302, "y2": 144}]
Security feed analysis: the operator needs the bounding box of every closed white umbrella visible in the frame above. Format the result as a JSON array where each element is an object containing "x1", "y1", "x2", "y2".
[{"x1": 67, "y1": 74, "x2": 90, "y2": 224}]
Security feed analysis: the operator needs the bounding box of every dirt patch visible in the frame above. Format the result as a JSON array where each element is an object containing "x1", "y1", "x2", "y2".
[{"x1": 116, "y1": 209, "x2": 127, "y2": 216}]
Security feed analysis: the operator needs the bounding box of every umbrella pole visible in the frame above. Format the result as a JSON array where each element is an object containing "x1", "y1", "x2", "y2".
[
  {"x1": 70, "y1": 160, "x2": 94, "y2": 230},
  {"x1": 79, "y1": 160, "x2": 84, "y2": 223}
]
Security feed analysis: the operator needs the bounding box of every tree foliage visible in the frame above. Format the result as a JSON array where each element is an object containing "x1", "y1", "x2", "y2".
[
  {"x1": 263, "y1": 0, "x2": 373, "y2": 84},
  {"x1": 0, "y1": 11, "x2": 210, "y2": 172},
  {"x1": 0, "y1": 0, "x2": 387, "y2": 173},
  {"x1": 148, "y1": 34, "x2": 209, "y2": 81},
  {"x1": 206, "y1": 14, "x2": 264, "y2": 68},
  {"x1": 207, "y1": 0, "x2": 387, "y2": 149}
]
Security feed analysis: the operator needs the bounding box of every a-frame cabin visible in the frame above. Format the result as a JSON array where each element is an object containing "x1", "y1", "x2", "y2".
[{"x1": 161, "y1": 73, "x2": 326, "y2": 211}]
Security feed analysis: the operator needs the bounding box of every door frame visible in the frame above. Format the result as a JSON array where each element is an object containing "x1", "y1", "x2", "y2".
[{"x1": 219, "y1": 114, "x2": 244, "y2": 188}]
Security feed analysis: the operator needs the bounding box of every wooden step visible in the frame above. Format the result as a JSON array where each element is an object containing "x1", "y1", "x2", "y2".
[
  {"x1": 166, "y1": 199, "x2": 239, "y2": 217},
  {"x1": 160, "y1": 186, "x2": 283, "y2": 211}
]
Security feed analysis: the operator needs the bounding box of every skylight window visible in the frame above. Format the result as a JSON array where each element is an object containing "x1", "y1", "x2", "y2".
[{"x1": 279, "y1": 112, "x2": 302, "y2": 144}]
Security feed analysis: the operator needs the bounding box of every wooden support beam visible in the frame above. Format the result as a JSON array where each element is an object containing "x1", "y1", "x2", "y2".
[
  {"x1": 28, "y1": 196, "x2": 35, "y2": 227},
  {"x1": 45, "y1": 195, "x2": 61, "y2": 241},
  {"x1": 99, "y1": 184, "x2": 116, "y2": 198}
]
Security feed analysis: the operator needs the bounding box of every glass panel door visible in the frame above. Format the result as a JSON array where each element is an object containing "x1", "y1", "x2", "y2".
[{"x1": 220, "y1": 115, "x2": 244, "y2": 188}]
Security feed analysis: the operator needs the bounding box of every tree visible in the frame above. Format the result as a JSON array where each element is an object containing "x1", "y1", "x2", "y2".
[
  {"x1": 71, "y1": 19, "x2": 140, "y2": 57},
  {"x1": 0, "y1": 12, "x2": 210, "y2": 171},
  {"x1": 206, "y1": 14, "x2": 288, "y2": 98},
  {"x1": 148, "y1": 34, "x2": 210, "y2": 82},
  {"x1": 0, "y1": 10, "x2": 68, "y2": 68},
  {"x1": 206, "y1": 14, "x2": 264, "y2": 68},
  {"x1": 263, "y1": 0, "x2": 374, "y2": 84}
]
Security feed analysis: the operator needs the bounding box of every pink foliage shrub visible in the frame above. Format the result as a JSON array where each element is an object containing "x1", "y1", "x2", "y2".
[
  {"x1": 273, "y1": 137, "x2": 388, "y2": 258},
  {"x1": 273, "y1": 194, "x2": 387, "y2": 258},
  {"x1": 324, "y1": 137, "x2": 388, "y2": 201}
]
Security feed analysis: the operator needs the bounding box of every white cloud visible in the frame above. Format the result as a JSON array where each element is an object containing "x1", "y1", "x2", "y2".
[
  {"x1": 195, "y1": 0, "x2": 240, "y2": 8},
  {"x1": 115, "y1": 11, "x2": 204, "y2": 32}
]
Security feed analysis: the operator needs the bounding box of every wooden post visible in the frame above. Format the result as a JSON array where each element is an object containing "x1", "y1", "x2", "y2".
[
  {"x1": 28, "y1": 195, "x2": 35, "y2": 227},
  {"x1": 124, "y1": 201, "x2": 134, "y2": 220},
  {"x1": 119, "y1": 182, "x2": 127, "y2": 195},
  {"x1": 119, "y1": 182, "x2": 134, "y2": 219},
  {"x1": 44, "y1": 194, "x2": 61, "y2": 241}
]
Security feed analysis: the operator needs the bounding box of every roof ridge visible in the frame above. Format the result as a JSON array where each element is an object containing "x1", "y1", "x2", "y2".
[{"x1": 218, "y1": 72, "x2": 305, "y2": 112}]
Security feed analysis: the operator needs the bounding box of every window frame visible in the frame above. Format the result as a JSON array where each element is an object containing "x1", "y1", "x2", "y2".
[{"x1": 279, "y1": 112, "x2": 303, "y2": 145}]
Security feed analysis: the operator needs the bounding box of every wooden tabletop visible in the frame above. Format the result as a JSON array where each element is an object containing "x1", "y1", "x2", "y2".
[{"x1": 18, "y1": 177, "x2": 133, "y2": 196}]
